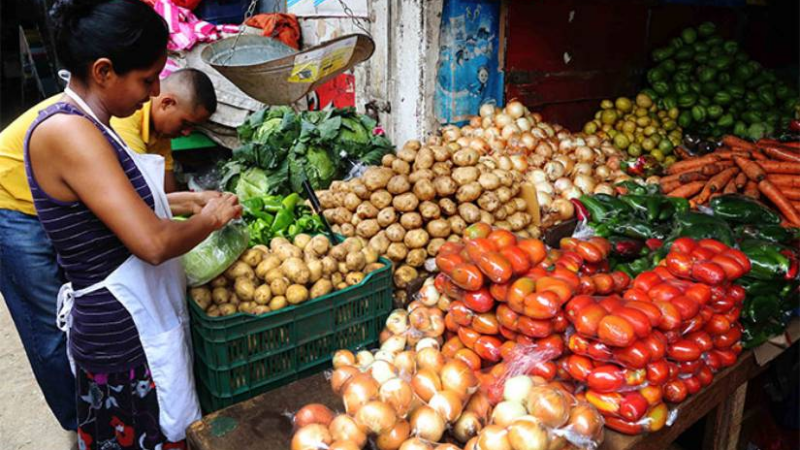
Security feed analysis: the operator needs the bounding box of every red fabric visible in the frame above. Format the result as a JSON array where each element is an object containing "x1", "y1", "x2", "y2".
[{"x1": 245, "y1": 13, "x2": 301, "y2": 49}]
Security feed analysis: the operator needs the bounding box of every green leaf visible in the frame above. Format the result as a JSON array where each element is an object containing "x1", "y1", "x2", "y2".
[{"x1": 318, "y1": 116, "x2": 343, "y2": 141}]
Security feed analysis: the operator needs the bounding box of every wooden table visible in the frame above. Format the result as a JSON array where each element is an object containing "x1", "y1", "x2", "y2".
[{"x1": 187, "y1": 350, "x2": 766, "y2": 450}]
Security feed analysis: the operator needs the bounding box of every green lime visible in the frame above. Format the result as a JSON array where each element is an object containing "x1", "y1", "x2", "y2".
[
  {"x1": 613, "y1": 133, "x2": 631, "y2": 149},
  {"x1": 664, "y1": 156, "x2": 678, "y2": 166},
  {"x1": 642, "y1": 138, "x2": 655, "y2": 151},
  {"x1": 583, "y1": 122, "x2": 598, "y2": 134},
  {"x1": 651, "y1": 149, "x2": 665, "y2": 161},
  {"x1": 615, "y1": 97, "x2": 633, "y2": 113},
  {"x1": 628, "y1": 144, "x2": 642, "y2": 157},
  {"x1": 601, "y1": 99, "x2": 614, "y2": 110},
  {"x1": 601, "y1": 109, "x2": 618, "y2": 125},
  {"x1": 636, "y1": 93, "x2": 653, "y2": 108}
]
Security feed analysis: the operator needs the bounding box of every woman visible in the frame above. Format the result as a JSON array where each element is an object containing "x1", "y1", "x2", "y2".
[{"x1": 25, "y1": 1, "x2": 242, "y2": 448}]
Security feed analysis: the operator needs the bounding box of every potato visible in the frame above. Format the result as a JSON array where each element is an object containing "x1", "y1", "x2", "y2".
[
  {"x1": 456, "y1": 182, "x2": 483, "y2": 203},
  {"x1": 496, "y1": 186, "x2": 513, "y2": 203},
  {"x1": 282, "y1": 257, "x2": 310, "y2": 285},
  {"x1": 433, "y1": 176, "x2": 458, "y2": 197},
  {"x1": 228, "y1": 293, "x2": 240, "y2": 306},
  {"x1": 458, "y1": 203, "x2": 481, "y2": 224},
  {"x1": 392, "y1": 193, "x2": 419, "y2": 213},
  {"x1": 240, "y1": 249, "x2": 263, "y2": 268},
  {"x1": 427, "y1": 238, "x2": 446, "y2": 257},
  {"x1": 238, "y1": 302, "x2": 255, "y2": 314},
  {"x1": 310, "y1": 279, "x2": 333, "y2": 299},
  {"x1": 264, "y1": 268, "x2": 284, "y2": 284},
  {"x1": 219, "y1": 304, "x2": 237, "y2": 316},
  {"x1": 346, "y1": 252, "x2": 367, "y2": 272},
  {"x1": 307, "y1": 259, "x2": 323, "y2": 283},
  {"x1": 452, "y1": 148, "x2": 480, "y2": 167},
  {"x1": 376, "y1": 207, "x2": 397, "y2": 228},
  {"x1": 509, "y1": 183, "x2": 520, "y2": 198},
  {"x1": 514, "y1": 197, "x2": 528, "y2": 212},
  {"x1": 449, "y1": 215, "x2": 468, "y2": 234},
  {"x1": 252, "y1": 305, "x2": 272, "y2": 315},
  {"x1": 343, "y1": 193, "x2": 361, "y2": 212},
  {"x1": 234, "y1": 278, "x2": 256, "y2": 301},
  {"x1": 480, "y1": 210, "x2": 495, "y2": 225},
  {"x1": 343, "y1": 237, "x2": 364, "y2": 253},
  {"x1": 318, "y1": 191, "x2": 338, "y2": 209},
  {"x1": 404, "y1": 229, "x2": 430, "y2": 249},
  {"x1": 331, "y1": 224, "x2": 341, "y2": 234},
  {"x1": 269, "y1": 296, "x2": 287, "y2": 311},
  {"x1": 447, "y1": 234, "x2": 462, "y2": 243},
  {"x1": 431, "y1": 162, "x2": 452, "y2": 177},
  {"x1": 426, "y1": 219, "x2": 451, "y2": 238},
  {"x1": 210, "y1": 276, "x2": 228, "y2": 288},
  {"x1": 397, "y1": 147, "x2": 417, "y2": 162},
  {"x1": 190, "y1": 287, "x2": 212, "y2": 310},
  {"x1": 270, "y1": 277, "x2": 289, "y2": 296},
  {"x1": 386, "y1": 243, "x2": 409, "y2": 262},
  {"x1": 477, "y1": 191, "x2": 501, "y2": 212},
  {"x1": 330, "y1": 244, "x2": 348, "y2": 261},
  {"x1": 350, "y1": 179, "x2": 371, "y2": 200},
  {"x1": 504, "y1": 202, "x2": 517, "y2": 216},
  {"x1": 478, "y1": 172, "x2": 501, "y2": 190},
  {"x1": 206, "y1": 305, "x2": 221, "y2": 317},
  {"x1": 276, "y1": 244, "x2": 304, "y2": 262},
  {"x1": 406, "y1": 249, "x2": 427, "y2": 267},
  {"x1": 382, "y1": 153, "x2": 397, "y2": 168},
  {"x1": 369, "y1": 233, "x2": 391, "y2": 254},
  {"x1": 494, "y1": 206, "x2": 508, "y2": 220},
  {"x1": 338, "y1": 262, "x2": 349, "y2": 274},
  {"x1": 225, "y1": 261, "x2": 254, "y2": 281},
  {"x1": 212, "y1": 287, "x2": 230, "y2": 305},
  {"x1": 321, "y1": 256, "x2": 338, "y2": 275},
  {"x1": 340, "y1": 223, "x2": 355, "y2": 237},
  {"x1": 405, "y1": 140, "x2": 422, "y2": 151},
  {"x1": 304, "y1": 235, "x2": 330, "y2": 258},
  {"x1": 386, "y1": 224, "x2": 407, "y2": 243},
  {"x1": 255, "y1": 255, "x2": 281, "y2": 280},
  {"x1": 286, "y1": 285, "x2": 309, "y2": 305},
  {"x1": 508, "y1": 212, "x2": 532, "y2": 231},
  {"x1": 369, "y1": 190, "x2": 392, "y2": 209},
  {"x1": 336, "y1": 282, "x2": 349, "y2": 291},
  {"x1": 330, "y1": 180, "x2": 348, "y2": 192},
  {"x1": 331, "y1": 272, "x2": 344, "y2": 287},
  {"x1": 439, "y1": 198, "x2": 458, "y2": 216},
  {"x1": 393, "y1": 265, "x2": 419, "y2": 289},
  {"x1": 452, "y1": 167, "x2": 480, "y2": 186},
  {"x1": 363, "y1": 167, "x2": 394, "y2": 191},
  {"x1": 362, "y1": 246, "x2": 379, "y2": 265},
  {"x1": 413, "y1": 148, "x2": 434, "y2": 171},
  {"x1": 431, "y1": 146, "x2": 450, "y2": 162},
  {"x1": 364, "y1": 262, "x2": 385, "y2": 274},
  {"x1": 494, "y1": 169, "x2": 515, "y2": 187},
  {"x1": 356, "y1": 219, "x2": 380, "y2": 239},
  {"x1": 387, "y1": 174, "x2": 411, "y2": 195},
  {"x1": 400, "y1": 212, "x2": 423, "y2": 230},
  {"x1": 350, "y1": 214, "x2": 362, "y2": 227},
  {"x1": 412, "y1": 179, "x2": 436, "y2": 202},
  {"x1": 346, "y1": 272, "x2": 366, "y2": 286},
  {"x1": 355, "y1": 202, "x2": 379, "y2": 220},
  {"x1": 390, "y1": 158, "x2": 411, "y2": 176},
  {"x1": 408, "y1": 169, "x2": 435, "y2": 184},
  {"x1": 253, "y1": 284, "x2": 272, "y2": 305}
]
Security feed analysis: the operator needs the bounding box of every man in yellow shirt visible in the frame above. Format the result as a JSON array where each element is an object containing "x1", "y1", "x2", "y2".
[{"x1": 0, "y1": 68, "x2": 217, "y2": 431}]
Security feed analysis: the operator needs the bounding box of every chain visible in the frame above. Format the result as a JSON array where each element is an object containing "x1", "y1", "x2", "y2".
[
  {"x1": 222, "y1": 0, "x2": 260, "y2": 65},
  {"x1": 336, "y1": 0, "x2": 372, "y2": 37}
]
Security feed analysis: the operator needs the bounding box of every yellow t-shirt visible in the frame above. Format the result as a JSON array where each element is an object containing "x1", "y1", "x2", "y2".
[{"x1": 0, "y1": 96, "x2": 173, "y2": 215}]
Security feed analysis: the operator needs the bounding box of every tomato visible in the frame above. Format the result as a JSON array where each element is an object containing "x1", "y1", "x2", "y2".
[
  {"x1": 566, "y1": 295, "x2": 595, "y2": 320},
  {"x1": 671, "y1": 295, "x2": 700, "y2": 321},
  {"x1": 559, "y1": 237, "x2": 578, "y2": 252},
  {"x1": 435, "y1": 252, "x2": 466, "y2": 275},
  {"x1": 705, "y1": 351, "x2": 722, "y2": 372},
  {"x1": 535, "y1": 277, "x2": 574, "y2": 304},
  {"x1": 703, "y1": 314, "x2": 731, "y2": 336},
  {"x1": 677, "y1": 359, "x2": 702, "y2": 375},
  {"x1": 496, "y1": 304, "x2": 518, "y2": 330},
  {"x1": 499, "y1": 326, "x2": 518, "y2": 341},
  {"x1": 723, "y1": 307, "x2": 741, "y2": 323},
  {"x1": 641, "y1": 333, "x2": 667, "y2": 361},
  {"x1": 687, "y1": 331, "x2": 713, "y2": 353},
  {"x1": 711, "y1": 254, "x2": 745, "y2": 281},
  {"x1": 712, "y1": 326, "x2": 742, "y2": 349},
  {"x1": 454, "y1": 348, "x2": 482, "y2": 371},
  {"x1": 500, "y1": 246, "x2": 531, "y2": 276},
  {"x1": 646, "y1": 360, "x2": 670, "y2": 385},
  {"x1": 591, "y1": 274, "x2": 615, "y2": 295},
  {"x1": 442, "y1": 336, "x2": 464, "y2": 358},
  {"x1": 597, "y1": 315, "x2": 636, "y2": 347},
  {"x1": 516, "y1": 334, "x2": 534, "y2": 346},
  {"x1": 517, "y1": 316, "x2": 553, "y2": 338},
  {"x1": 732, "y1": 342, "x2": 743, "y2": 355},
  {"x1": 605, "y1": 416, "x2": 644, "y2": 435},
  {"x1": 586, "y1": 365, "x2": 625, "y2": 392},
  {"x1": 683, "y1": 376, "x2": 702, "y2": 395},
  {"x1": 444, "y1": 312, "x2": 460, "y2": 332},
  {"x1": 578, "y1": 276, "x2": 597, "y2": 295},
  {"x1": 523, "y1": 291, "x2": 560, "y2": 319},
  {"x1": 574, "y1": 304, "x2": 608, "y2": 337},
  {"x1": 619, "y1": 392, "x2": 649, "y2": 422},
  {"x1": 667, "y1": 340, "x2": 701, "y2": 362},
  {"x1": 474, "y1": 336, "x2": 503, "y2": 362},
  {"x1": 448, "y1": 301, "x2": 474, "y2": 326},
  {"x1": 551, "y1": 311, "x2": 569, "y2": 333},
  {"x1": 671, "y1": 237, "x2": 697, "y2": 254},
  {"x1": 612, "y1": 340, "x2": 651, "y2": 369},
  {"x1": 530, "y1": 361, "x2": 557, "y2": 380},
  {"x1": 576, "y1": 241, "x2": 604, "y2": 263},
  {"x1": 506, "y1": 277, "x2": 536, "y2": 309},
  {"x1": 488, "y1": 229, "x2": 517, "y2": 250},
  {"x1": 691, "y1": 261, "x2": 726, "y2": 285},
  {"x1": 684, "y1": 283, "x2": 712, "y2": 306},
  {"x1": 457, "y1": 326, "x2": 481, "y2": 349},
  {"x1": 663, "y1": 380, "x2": 688, "y2": 403},
  {"x1": 640, "y1": 385, "x2": 663, "y2": 406},
  {"x1": 679, "y1": 315, "x2": 708, "y2": 337},
  {"x1": 598, "y1": 296, "x2": 624, "y2": 314},
  {"x1": 536, "y1": 334, "x2": 565, "y2": 355},
  {"x1": 666, "y1": 252, "x2": 694, "y2": 279},
  {"x1": 565, "y1": 355, "x2": 594, "y2": 382},
  {"x1": 518, "y1": 239, "x2": 547, "y2": 266},
  {"x1": 648, "y1": 282, "x2": 683, "y2": 302},
  {"x1": 472, "y1": 313, "x2": 500, "y2": 335},
  {"x1": 463, "y1": 223, "x2": 492, "y2": 240},
  {"x1": 463, "y1": 288, "x2": 495, "y2": 313},
  {"x1": 437, "y1": 241, "x2": 464, "y2": 256},
  {"x1": 712, "y1": 349, "x2": 737, "y2": 367},
  {"x1": 709, "y1": 296, "x2": 735, "y2": 314},
  {"x1": 615, "y1": 307, "x2": 653, "y2": 338},
  {"x1": 663, "y1": 330, "x2": 681, "y2": 344},
  {"x1": 728, "y1": 285, "x2": 746, "y2": 304},
  {"x1": 585, "y1": 390, "x2": 623, "y2": 415},
  {"x1": 551, "y1": 267, "x2": 581, "y2": 291},
  {"x1": 691, "y1": 246, "x2": 718, "y2": 262},
  {"x1": 625, "y1": 301, "x2": 662, "y2": 326},
  {"x1": 697, "y1": 364, "x2": 714, "y2": 387},
  {"x1": 477, "y1": 252, "x2": 513, "y2": 284},
  {"x1": 623, "y1": 287, "x2": 650, "y2": 303},
  {"x1": 726, "y1": 249, "x2": 751, "y2": 273},
  {"x1": 653, "y1": 301, "x2": 682, "y2": 331},
  {"x1": 610, "y1": 271, "x2": 632, "y2": 292},
  {"x1": 556, "y1": 251, "x2": 584, "y2": 273},
  {"x1": 451, "y1": 263, "x2": 485, "y2": 291},
  {"x1": 588, "y1": 237, "x2": 613, "y2": 258},
  {"x1": 465, "y1": 238, "x2": 498, "y2": 262},
  {"x1": 633, "y1": 272, "x2": 663, "y2": 292},
  {"x1": 435, "y1": 273, "x2": 463, "y2": 299},
  {"x1": 653, "y1": 266, "x2": 677, "y2": 281},
  {"x1": 697, "y1": 238, "x2": 727, "y2": 253}
]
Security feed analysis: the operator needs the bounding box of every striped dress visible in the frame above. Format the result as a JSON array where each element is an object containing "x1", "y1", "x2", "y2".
[{"x1": 24, "y1": 102, "x2": 153, "y2": 373}]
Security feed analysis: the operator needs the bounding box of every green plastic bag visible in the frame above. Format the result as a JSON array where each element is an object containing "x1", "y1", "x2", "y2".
[{"x1": 181, "y1": 220, "x2": 250, "y2": 286}]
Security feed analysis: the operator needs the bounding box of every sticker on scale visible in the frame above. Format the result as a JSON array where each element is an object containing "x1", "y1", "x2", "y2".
[{"x1": 288, "y1": 36, "x2": 357, "y2": 83}]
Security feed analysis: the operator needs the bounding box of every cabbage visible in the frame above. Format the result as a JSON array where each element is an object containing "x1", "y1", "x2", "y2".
[{"x1": 182, "y1": 221, "x2": 249, "y2": 287}]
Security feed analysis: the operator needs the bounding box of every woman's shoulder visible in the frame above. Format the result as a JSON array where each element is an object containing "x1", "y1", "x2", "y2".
[{"x1": 29, "y1": 110, "x2": 115, "y2": 164}]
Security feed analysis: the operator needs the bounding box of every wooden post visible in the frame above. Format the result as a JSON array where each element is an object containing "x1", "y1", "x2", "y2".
[{"x1": 702, "y1": 382, "x2": 748, "y2": 450}]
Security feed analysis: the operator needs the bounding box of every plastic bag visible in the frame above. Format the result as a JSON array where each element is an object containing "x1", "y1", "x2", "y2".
[{"x1": 181, "y1": 220, "x2": 249, "y2": 286}]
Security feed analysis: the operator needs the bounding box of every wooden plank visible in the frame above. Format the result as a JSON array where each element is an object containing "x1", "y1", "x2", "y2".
[{"x1": 701, "y1": 383, "x2": 748, "y2": 450}]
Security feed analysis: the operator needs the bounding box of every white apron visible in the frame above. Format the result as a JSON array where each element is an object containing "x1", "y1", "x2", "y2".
[{"x1": 55, "y1": 87, "x2": 201, "y2": 441}]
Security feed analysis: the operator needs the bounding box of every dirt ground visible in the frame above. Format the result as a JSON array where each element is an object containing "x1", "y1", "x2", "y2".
[{"x1": 0, "y1": 295, "x2": 76, "y2": 450}]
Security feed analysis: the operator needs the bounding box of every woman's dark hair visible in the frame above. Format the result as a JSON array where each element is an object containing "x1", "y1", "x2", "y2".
[{"x1": 50, "y1": 0, "x2": 169, "y2": 80}]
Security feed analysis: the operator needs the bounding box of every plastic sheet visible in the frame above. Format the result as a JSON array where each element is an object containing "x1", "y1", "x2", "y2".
[{"x1": 182, "y1": 220, "x2": 250, "y2": 286}]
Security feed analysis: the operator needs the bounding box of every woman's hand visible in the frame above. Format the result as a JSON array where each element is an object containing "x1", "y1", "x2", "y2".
[
  {"x1": 190, "y1": 191, "x2": 224, "y2": 215},
  {"x1": 200, "y1": 192, "x2": 243, "y2": 230},
  {"x1": 167, "y1": 191, "x2": 224, "y2": 216}
]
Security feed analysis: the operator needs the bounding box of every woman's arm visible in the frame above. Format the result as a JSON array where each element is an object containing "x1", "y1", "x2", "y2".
[
  {"x1": 166, "y1": 191, "x2": 222, "y2": 216},
  {"x1": 29, "y1": 116, "x2": 242, "y2": 265}
]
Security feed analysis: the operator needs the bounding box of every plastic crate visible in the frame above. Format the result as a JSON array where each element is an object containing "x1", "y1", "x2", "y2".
[{"x1": 190, "y1": 257, "x2": 393, "y2": 413}]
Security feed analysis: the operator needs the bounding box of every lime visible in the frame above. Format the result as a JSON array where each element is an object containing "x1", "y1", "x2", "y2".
[
  {"x1": 583, "y1": 122, "x2": 598, "y2": 134},
  {"x1": 627, "y1": 144, "x2": 642, "y2": 157},
  {"x1": 601, "y1": 99, "x2": 614, "y2": 110},
  {"x1": 658, "y1": 139, "x2": 674, "y2": 155},
  {"x1": 636, "y1": 116, "x2": 651, "y2": 127},
  {"x1": 602, "y1": 124, "x2": 612, "y2": 132},
  {"x1": 613, "y1": 133, "x2": 631, "y2": 149},
  {"x1": 615, "y1": 97, "x2": 633, "y2": 113},
  {"x1": 635, "y1": 107, "x2": 649, "y2": 117},
  {"x1": 595, "y1": 111, "x2": 603, "y2": 120},
  {"x1": 642, "y1": 138, "x2": 655, "y2": 151},
  {"x1": 668, "y1": 107, "x2": 680, "y2": 119},
  {"x1": 608, "y1": 129, "x2": 618, "y2": 138},
  {"x1": 644, "y1": 125, "x2": 657, "y2": 136},
  {"x1": 663, "y1": 120, "x2": 677, "y2": 131},
  {"x1": 636, "y1": 93, "x2": 653, "y2": 108},
  {"x1": 651, "y1": 149, "x2": 665, "y2": 161},
  {"x1": 622, "y1": 121, "x2": 637, "y2": 134},
  {"x1": 601, "y1": 109, "x2": 618, "y2": 125},
  {"x1": 664, "y1": 156, "x2": 678, "y2": 166}
]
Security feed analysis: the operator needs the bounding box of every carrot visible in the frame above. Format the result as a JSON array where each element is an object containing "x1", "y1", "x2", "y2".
[
  {"x1": 713, "y1": 150, "x2": 753, "y2": 160},
  {"x1": 758, "y1": 139, "x2": 800, "y2": 151},
  {"x1": 759, "y1": 180, "x2": 800, "y2": 226},
  {"x1": 660, "y1": 178, "x2": 683, "y2": 194},
  {"x1": 667, "y1": 155, "x2": 719, "y2": 175},
  {"x1": 707, "y1": 167, "x2": 739, "y2": 192},
  {"x1": 667, "y1": 181, "x2": 705, "y2": 198},
  {"x1": 679, "y1": 171, "x2": 708, "y2": 184},
  {"x1": 762, "y1": 146, "x2": 800, "y2": 163},
  {"x1": 674, "y1": 146, "x2": 695, "y2": 160},
  {"x1": 766, "y1": 175, "x2": 800, "y2": 188},
  {"x1": 734, "y1": 155, "x2": 766, "y2": 181},
  {"x1": 723, "y1": 177, "x2": 738, "y2": 194},
  {"x1": 781, "y1": 189, "x2": 800, "y2": 201},
  {"x1": 749, "y1": 150, "x2": 767, "y2": 161},
  {"x1": 743, "y1": 181, "x2": 760, "y2": 199},
  {"x1": 734, "y1": 172, "x2": 748, "y2": 189},
  {"x1": 701, "y1": 162, "x2": 735, "y2": 176},
  {"x1": 694, "y1": 184, "x2": 714, "y2": 204},
  {"x1": 722, "y1": 135, "x2": 757, "y2": 151},
  {"x1": 756, "y1": 161, "x2": 800, "y2": 174}
]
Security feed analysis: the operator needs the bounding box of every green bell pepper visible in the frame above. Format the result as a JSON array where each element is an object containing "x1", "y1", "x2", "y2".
[
  {"x1": 738, "y1": 239, "x2": 791, "y2": 280},
  {"x1": 698, "y1": 22, "x2": 716, "y2": 37},
  {"x1": 710, "y1": 194, "x2": 782, "y2": 224},
  {"x1": 609, "y1": 221, "x2": 669, "y2": 240},
  {"x1": 691, "y1": 105, "x2": 707, "y2": 122}
]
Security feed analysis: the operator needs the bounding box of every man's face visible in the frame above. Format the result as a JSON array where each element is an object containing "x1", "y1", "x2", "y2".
[{"x1": 153, "y1": 96, "x2": 211, "y2": 139}]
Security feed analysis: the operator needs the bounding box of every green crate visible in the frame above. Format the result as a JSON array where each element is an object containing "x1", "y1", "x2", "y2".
[{"x1": 190, "y1": 257, "x2": 393, "y2": 413}]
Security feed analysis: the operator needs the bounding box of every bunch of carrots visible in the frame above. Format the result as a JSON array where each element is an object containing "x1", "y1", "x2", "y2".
[{"x1": 660, "y1": 135, "x2": 800, "y2": 226}]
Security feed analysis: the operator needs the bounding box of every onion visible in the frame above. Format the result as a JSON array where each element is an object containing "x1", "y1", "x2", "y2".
[
  {"x1": 470, "y1": 138, "x2": 489, "y2": 153},
  {"x1": 495, "y1": 113, "x2": 513, "y2": 128},
  {"x1": 333, "y1": 350, "x2": 356, "y2": 369},
  {"x1": 410, "y1": 406, "x2": 446, "y2": 442},
  {"x1": 614, "y1": 173, "x2": 631, "y2": 183},
  {"x1": 529, "y1": 169, "x2": 547, "y2": 185},
  {"x1": 573, "y1": 174, "x2": 596, "y2": 194},
  {"x1": 469, "y1": 116, "x2": 482, "y2": 128},
  {"x1": 381, "y1": 335, "x2": 407, "y2": 355},
  {"x1": 562, "y1": 186, "x2": 582, "y2": 200},
  {"x1": 526, "y1": 386, "x2": 570, "y2": 428},
  {"x1": 575, "y1": 146, "x2": 594, "y2": 162},
  {"x1": 572, "y1": 162, "x2": 593, "y2": 177},
  {"x1": 376, "y1": 420, "x2": 410, "y2": 450},
  {"x1": 516, "y1": 117, "x2": 532, "y2": 132},
  {"x1": 393, "y1": 351, "x2": 417, "y2": 375},
  {"x1": 331, "y1": 366, "x2": 360, "y2": 395},
  {"x1": 585, "y1": 134, "x2": 601, "y2": 148},
  {"x1": 356, "y1": 351, "x2": 375, "y2": 369},
  {"x1": 429, "y1": 389, "x2": 464, "y2": 422},
  {"x1": 453, "y1": 411, "x2": 483, "y2": 443},
  {"x1": 416, "y1": 347, "x2": 445, "y2": 372},
  {"x1": 292, "y1": 424, "x2": 332, "y2": 450},
  {"x1": 415, "y1": 337, "x2": 440, "y2": 352},
  {"x1": 442, "y1": 126, "x2": 461, "y2": 142},
  {"x1": 541, "y1": 124, "x2": 555, "y2": 137},
  {"x1": 464, "y1": 438, "x2": 479, "y2": 450},
  {"x1": 465, "y1": 391, "x2": 493, "y2": 422},
  {"x1": 418, "y1": 285, "x2": 440, "y2": 307},
  {"x1": 510, "y1": 154, "x2": 529, "y2": 172},
  {"x1": 457, "y1": 137, "x2": 471, "y2": 148},
  {"x1": 476, "y1": 425, "x2": 512, "y2": 450},
  {"x1": 593, "y1": 183, "x2": 615, "y2": 196},
  {"x1": 343, "y1": 373, "x2": 380, "y2": 414},
  {"x1": 553, "y1": 155, "x2": 573, "y2": 174},
  {"x1": 550, "y1": 199, "x2": 574, "y2": 221},
  {"x1": 385, "y1": 310, "x2": 410, "y2": 335},
  {"x1": 520, "y1": 132, "x2": 536, "y2": 150},
  {"x1": 485, "y1": 127, "x2": 501, "y2": 140},
  {"x1": 534, "y1": 141, "x2": 553, "y2": 158},
  {"x1": 503, "y1": 376, "x2": 534, "y2": 404},
  {"x1": 507, "y1": 417, "x2": 549, "y2": 450},
  {"x1": 480, "y1": 104, "x2": 496, "y2": 118},
  {"x1": 436, "y1": 445, "x2": 462, "y2": 450},
  {"x1": 295, "y1": 404, "x2": 335, "y2": 428},
  {"x1": 498, "y1": 156, "x2": 513, "y2": 171},
  {"x1": 502, "y1": 124, "x2": 520, "y2": 140},
  {"x1": 379, "y1": 377, "x2": 414, "y2": 418},
  {"x1": 380, "y1": 329, "x2": 392, "y2": 344},
  {"x1": 370, "y1": 360, "x2": 399, "y2": 385},
  {"x1": 544, "y1": 161, "x2": 565, "y2": 181},
  {"x1": 646, "y1": 175, "x2": 661, "y2": 185},
  {"x1": 472, "y1": 127, "x2": 485, "y2": 138},
  {"x1": 536, "y1": 191, "x2": 553, "y2": 209},
  {"x1": 506, "y1": 101, "x2": 525, "y2": 119},
  {"x1": 531, "y1": 127, "x2": 547, "y2": 140},
  {"x1": 400, "y1": 438, "x2": 433, "y2": 450},
  {"x1": 411, "y1": 368, "x2": 441, "y2": 403},
  {"x1": 355, "y1": 400, "x2": 397, "y2": 435},
  {"x1": 330, "y1": 414, "x2": 368, "y2": 448},
  {"x1": 529, "y1": 154, "x2": 546, "y2": 168},
  {"x1": 437, "y1": 295, "x2": 451, "y2": 312},
  {"x1": 553, "y1": 177, "x2": 573, "y2": 194},
  {"x1": 409, "y1": 307, "x2": 432, "y2": 331},
  {"x1": 440, "y1": 360, "x2": 478, "y2": 398},
  {"x1": 490, "y1": 138, "x2": 507, "y2": 153},
  {"x1": 329, "y1": 440, "x2": 362, "y2": 450},
  {"x1": 594, "y1": 165, "x2": 611, "y2": 181},
  {"x1": 375, "y1": 350, "x2": 397, "y2": 363},
  {"x1": 491, "y1": 401, "x2": 527, "y2": 427}
]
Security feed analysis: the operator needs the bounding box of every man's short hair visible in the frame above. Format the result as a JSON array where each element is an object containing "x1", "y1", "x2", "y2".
[{"x1": 165, "y1": 68, "x2": 218, "y2": 115}]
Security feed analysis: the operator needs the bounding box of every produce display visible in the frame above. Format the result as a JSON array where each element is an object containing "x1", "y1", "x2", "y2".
[
  {"x1": 241, "y1": 193, "x2": 325, "y2": 245},
  {"x1": 188, "y1": 234, "x2": 386, "y2": 317}
]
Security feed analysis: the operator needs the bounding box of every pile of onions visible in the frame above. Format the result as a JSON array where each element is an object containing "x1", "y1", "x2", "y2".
[{"x1": 442, "y1": 101, "x2": 631, "y2": 227}]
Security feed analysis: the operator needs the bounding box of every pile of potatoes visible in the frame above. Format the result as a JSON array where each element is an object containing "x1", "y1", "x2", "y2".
[
  {"x1": 317, "y1": 140, "x2": 536, "y2": 296},
  {"x1": 189, "y1": 234, "x2": 385, "y2": 317}
]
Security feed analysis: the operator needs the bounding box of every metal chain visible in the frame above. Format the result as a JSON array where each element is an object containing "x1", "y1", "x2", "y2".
[
  {"x1": 222, "y1": 0, "x2": 260, "y2": 65},
  {"x1": 336, "y1": 0, "x2": 372, "y2": 37}
]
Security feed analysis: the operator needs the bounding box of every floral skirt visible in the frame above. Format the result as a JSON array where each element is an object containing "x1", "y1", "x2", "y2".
[{"x1": 76, "y1": 363, "x2": 186, "y2": 450}]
